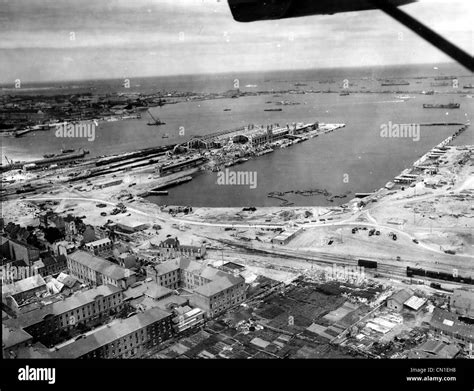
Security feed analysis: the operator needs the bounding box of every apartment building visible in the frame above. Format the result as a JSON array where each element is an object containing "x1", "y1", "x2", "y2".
[
  {"x1": 67, "y1": 250, "x2": 136, "y2": 289},
  {"x1": 4, "y1": 285, "x2": 123, "y2": 342},
  {"x1": 54, "y1": 308, "x2": 174, "y2": 358},
  {"x1": 147, "y1": 258, "x2": 246, "y2": 318},
  {"x1": 84, "y1": 238, "x2": 113, "y2": 257}
]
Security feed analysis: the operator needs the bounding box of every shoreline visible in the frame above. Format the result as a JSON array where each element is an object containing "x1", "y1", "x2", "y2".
[{"x1": 143, "y1": 123, "x2": 470, "y2": 211}]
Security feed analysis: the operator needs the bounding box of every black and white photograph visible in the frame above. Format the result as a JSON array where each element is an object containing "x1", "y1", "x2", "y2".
[{"x1": 1, "y1": 0, "x2": 473, "y2": 388}]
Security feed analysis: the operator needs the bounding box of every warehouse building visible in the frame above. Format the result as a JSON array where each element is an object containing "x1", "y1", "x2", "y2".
[
  {"x1": 271, "y1": 227, "x2": 303, "y2": 246},
  {"x1": 386, "y1": 289, "x2": 414, "y2": 312}
]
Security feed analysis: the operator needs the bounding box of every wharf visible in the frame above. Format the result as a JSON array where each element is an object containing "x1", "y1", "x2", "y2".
[{"x1": 151, "y1": 176, "x2": 193, "y2": 191}]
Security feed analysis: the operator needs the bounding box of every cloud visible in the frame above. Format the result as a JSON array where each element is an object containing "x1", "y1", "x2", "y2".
[{"x1": 0, "y1": 0, "x2": 471, "y2": 82}]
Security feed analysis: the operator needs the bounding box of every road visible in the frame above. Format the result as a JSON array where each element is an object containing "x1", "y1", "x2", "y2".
[{"x1": 22, "y1": 191, "x2": 472, "y2": 263}]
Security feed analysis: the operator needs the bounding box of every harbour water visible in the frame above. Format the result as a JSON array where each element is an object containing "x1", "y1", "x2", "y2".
[{"x1": 2, "y1": 64, "x2": 473, "y2": 207}]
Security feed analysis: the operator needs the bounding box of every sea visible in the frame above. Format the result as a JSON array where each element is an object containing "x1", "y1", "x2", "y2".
[{"x1": 1, "y1": 62, "x2": 473, "y2": 207}]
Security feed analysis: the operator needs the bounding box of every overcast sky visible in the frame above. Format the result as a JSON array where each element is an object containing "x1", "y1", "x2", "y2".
[{"x1": 0, "y1": 0, "x2": 472, "y2": 83}]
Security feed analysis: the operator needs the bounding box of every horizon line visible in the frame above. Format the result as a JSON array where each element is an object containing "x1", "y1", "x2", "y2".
[{"x1": 0, "y1": 60, "x2": 464, "y2": 86}]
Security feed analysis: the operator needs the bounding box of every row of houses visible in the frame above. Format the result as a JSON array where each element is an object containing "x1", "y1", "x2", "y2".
[
  {"x1": 386, "y1": 288, "x2": 473, "y2": 353},
  {"x1": 429, "y1": 307, "x2": 473, "y2": 350},
  {"x1": 153, "y1": 237, "x2": 207, "y2": 259}
]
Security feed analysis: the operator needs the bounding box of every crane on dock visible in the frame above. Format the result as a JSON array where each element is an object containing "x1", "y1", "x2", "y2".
[
  {"x1": 147, "y1": 109, "x2": 165, "y2": 126},
  {"x1": 4, "y1": 156, "x2": 14, "y2": 168}
]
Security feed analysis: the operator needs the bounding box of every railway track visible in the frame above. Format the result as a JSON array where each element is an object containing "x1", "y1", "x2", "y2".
[
  {"x1": 208, "y1": 239, "x2": 473, "y2": 286},
  {"x1": 208, "y1": 239, "x2": 409, "y2": 280}
]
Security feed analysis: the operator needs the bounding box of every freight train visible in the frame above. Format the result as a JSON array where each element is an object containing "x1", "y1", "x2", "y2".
[
  {"x1": 406, "y1": 266, "x2": 474, "y2": 285},
  {"x1": 357, "y1": 261, "x2": 473, "y2": 285}
]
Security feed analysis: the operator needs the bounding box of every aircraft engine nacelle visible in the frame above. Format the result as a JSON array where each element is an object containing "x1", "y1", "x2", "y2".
[{"x1": 227, "y1": 0, "x2": 417, "y2": 22}]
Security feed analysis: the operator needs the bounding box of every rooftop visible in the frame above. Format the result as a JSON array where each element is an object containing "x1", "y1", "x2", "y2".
[
  {"x1": 5, "y1": 285, "x2": 121, "y2": 329},
  {"x1": 145, "y1": 284, "x2": 173, "y2": 300},
  {"x1": 56, "y1": 272, "x2": 79, "y2": 289},
  {"x1": 272, "y1": 227, "x2": 302, "y2": 242},
  {"x1": 451, "y1": 290, "x2": 474, "y2": 316},
  {"x1": 68, "y1": 250, "x2": 135, "y2": 281},
  {"x1": 85, "y1": 238, "x2": 112, "y2": 247},
  {"x1": 2, "y1": 323, "x2": 33, "y2": 349},
  {"x1": 152, "y1": 258, "x2": 244, "y2": 298},
  {"x1": 152, "y1": 258, "x2": 181, "y2": 277},
  {"x1": 54, "y1": 308, "x2": 171, "y2": 358},
  {"x1": 389, "y1": 289, "x2": 414, "y2": 305},
  {"x1": 146, "y1": 295, "x2": 188, "y2": 311},
  {"x1": 194, "y1": 274, "x2": 243, "y2": 298},
  {"x1": 430, "y1": 308, "x2": 474, "y2": 341},
  {"x1": 404, "y1": 296, "x2": 426, "y2": 311},
  {"x1": 222, "y1": 262, "x2": 245, "y2": 271},
  {"x1": 2, "y1": 274, "x2": 46, "y2": 297},
  {"x1": 14, "y1": 342, "x2": 56, "y2": 359},
  {"x1": 41, "y1": 254, "x2": 67, "y2": 268},
  {"x1": 409, "y1": 340, "x2": 460, "y2": 359}
]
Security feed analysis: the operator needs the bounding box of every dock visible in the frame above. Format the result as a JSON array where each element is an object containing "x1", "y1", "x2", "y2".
[{"x1": 151, "y1": 176, "x2": 193, "y2": 190}]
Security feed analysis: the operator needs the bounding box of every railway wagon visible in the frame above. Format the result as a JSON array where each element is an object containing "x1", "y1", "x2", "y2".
[
  {"x1": 407, "y1": 267, "x2": 474, "y2": 285},
  {"x1": 358, "y1": 259, "x2": 378, "y2": 269}
]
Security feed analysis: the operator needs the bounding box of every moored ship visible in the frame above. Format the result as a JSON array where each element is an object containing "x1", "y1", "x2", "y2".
[
  {"x1": 381, "y1": 80, "x2": 409, "y2": 86},
  {"x1": 423, "y1": 103, "x2": 460, "y2": 109}
]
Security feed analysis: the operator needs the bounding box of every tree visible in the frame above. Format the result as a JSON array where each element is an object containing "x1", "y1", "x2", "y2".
[{"x1": 44, "y1": 227, "x2": 64, "y2": 243}]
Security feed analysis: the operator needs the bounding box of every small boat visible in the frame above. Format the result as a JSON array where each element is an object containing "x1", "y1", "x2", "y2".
[
  {"x1": 61, "y1": 148, "x2": 75, "y2": 154},
  {"x1": 264, "y1": 108, "x2": 282, "y2": 112},
  {"x1": 223, "y1": 108, "x2": 231, "y2": 111},
  {"x1": 162, "y1": 133, "x2": 169, "y2": 138}
]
